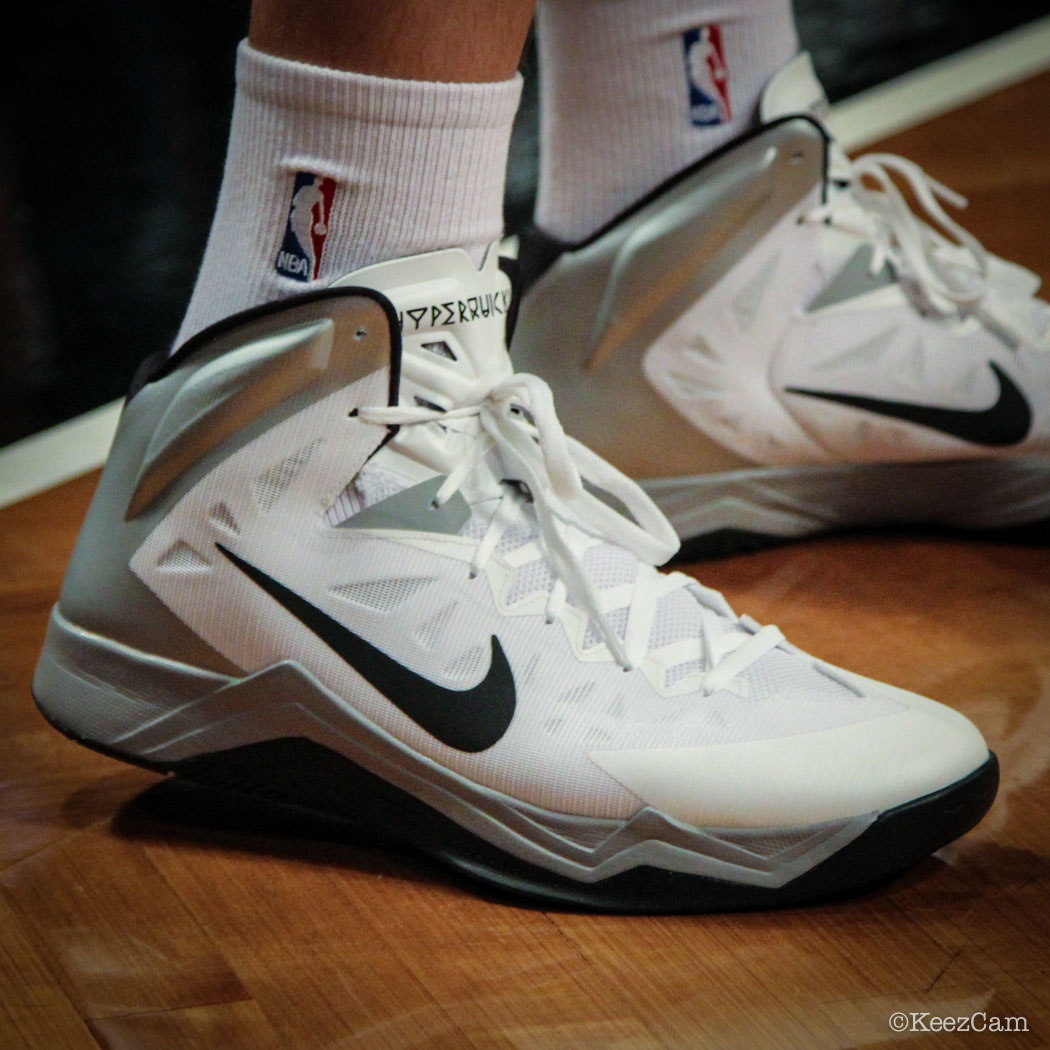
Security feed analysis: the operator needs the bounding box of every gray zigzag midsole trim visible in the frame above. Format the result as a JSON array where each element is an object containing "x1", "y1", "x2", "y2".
[{"x1": 33, "y1": 605, "x2": 873, "y2": 887}]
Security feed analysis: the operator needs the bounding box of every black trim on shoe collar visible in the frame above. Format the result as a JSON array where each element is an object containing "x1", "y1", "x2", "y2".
[
  {"x1": 498, "y1": 254, "x2": 523, "y2": 347},
  {"x1": 128, "y1": 286, "x2": 404, "y2": 411},
  {"x1": 517, "y1": 113, "x2": 832, "y2": 291},
  {"x1": 516, "y1": 229, "x2": 573, "y2": 300}
]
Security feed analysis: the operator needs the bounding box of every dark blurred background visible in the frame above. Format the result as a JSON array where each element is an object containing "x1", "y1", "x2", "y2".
[{"x1": 1, "y1": 1, "x2": 1048, "y2": 448}]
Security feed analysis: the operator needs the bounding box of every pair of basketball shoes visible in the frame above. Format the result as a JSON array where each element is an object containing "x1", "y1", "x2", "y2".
[{"x1": 35, "y1": 55, "x2": 1044, "y2": 910}]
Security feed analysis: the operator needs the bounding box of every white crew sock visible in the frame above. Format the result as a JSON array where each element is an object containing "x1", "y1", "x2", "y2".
[
  {"x1": 176, "y1": 41, "x2": 522, "y2": 347},
  {"x1": 534, "y1": 0, "x2": 798, "y2": 242}
]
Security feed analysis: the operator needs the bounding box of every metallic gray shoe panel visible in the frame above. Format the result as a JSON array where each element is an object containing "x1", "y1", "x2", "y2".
[
  {"x1": 36, "y1": 607, "x2": 872, "y2": 888},
  {"x1": 58, "y1": 294, "x2": 395, "y2": 672},
  {"x1": 127, "y1": 319, "x2": 335, "y2": 519},
  {"x1": 512, "y1": 118, "x2": 827, "y2": 480},
  {"x1": 804, "y1": 244, "x2": 896, "y2": 313},
  {"x1": 338, "y1": 475, "x2": 472, "y2": 535}
]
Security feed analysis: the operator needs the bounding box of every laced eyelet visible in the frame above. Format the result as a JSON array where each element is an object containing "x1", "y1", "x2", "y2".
[{"x1": 354, "y1": 327, "x2": 367, "y2": 340}]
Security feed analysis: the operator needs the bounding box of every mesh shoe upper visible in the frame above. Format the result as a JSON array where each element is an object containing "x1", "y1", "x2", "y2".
[{"x1": 127, "y1": 247, "x2": 988, "y2": 824}]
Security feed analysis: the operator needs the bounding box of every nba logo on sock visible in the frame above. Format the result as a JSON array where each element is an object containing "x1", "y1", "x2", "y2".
[
  {"x1": 275, "y1": 172, "x2": 337, "y2": 282},
  {"x1": 683, "y1": 25, "x2": 731, "y2": 127}
]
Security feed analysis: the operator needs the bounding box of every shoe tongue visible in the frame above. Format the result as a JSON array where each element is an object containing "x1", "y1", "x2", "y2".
[
  {"x1": 330, "y1": 253, "x2": 744, "y2": 677},
  {"x1": 333, "y1": 245, "x2": 514, "y2": 410},
  {"x1": 760, "y1": 51, "x2": 830, "y2": 125}
]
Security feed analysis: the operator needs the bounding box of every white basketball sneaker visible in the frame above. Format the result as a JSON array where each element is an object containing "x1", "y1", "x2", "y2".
[
  {"x1": 511, "y1": 52, "x2": 1050, "y2": 557},
  {"x1": 34, "y1": 246, "x2": 996, "y2": 910}
]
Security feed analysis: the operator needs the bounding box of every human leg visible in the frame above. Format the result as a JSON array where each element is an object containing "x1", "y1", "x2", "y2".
[
  {"x1": 175, "y1": 0, "x2": 532, "y2": 345},
  {"x1": 514, "y1": 2, "x2": 1050, "y2": 554},
  {"x1": 534, "y1": 0, "x2": 797, "y2": 242},
  {"x1": 33, "y1": 1, "x2": 998, "y2": 910}
]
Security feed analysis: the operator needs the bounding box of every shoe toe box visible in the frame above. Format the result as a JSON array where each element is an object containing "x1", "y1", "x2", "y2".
[{"x1": 589, "y1": 671, "x2": 989, "y2": 828}]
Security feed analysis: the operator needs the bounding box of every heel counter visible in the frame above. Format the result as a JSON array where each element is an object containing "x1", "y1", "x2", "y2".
[
  {"x1": 58, "y1": 380, "x2": 244, "y2": 673},
  {"x1": 57, "y1": 289, "x2": 399, "y2": 671}
]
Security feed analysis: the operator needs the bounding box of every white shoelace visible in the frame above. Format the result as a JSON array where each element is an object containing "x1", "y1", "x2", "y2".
[
  {"x1": 359, "y1": 373, "x2": 783, "y2": 684},
  {"x1": 803, "y1": 151, "x2": 1041, "y2": 348}
]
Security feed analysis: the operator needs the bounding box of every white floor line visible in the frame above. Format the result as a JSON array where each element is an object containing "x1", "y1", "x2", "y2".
[
  {"x1": 0, "y1": 399, "x2": 122, "y2": 509},
  {"x1": 828, "y1": 14, "x2": 1050, "y2": 151},
  {"x1": 2, "y1": 14, "x2": 1050, "y2": 511}
]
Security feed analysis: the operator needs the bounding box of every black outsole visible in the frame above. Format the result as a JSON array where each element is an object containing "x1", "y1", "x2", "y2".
[{"x1": 39, "y1": 697, "x2": 999, "y2": 913}]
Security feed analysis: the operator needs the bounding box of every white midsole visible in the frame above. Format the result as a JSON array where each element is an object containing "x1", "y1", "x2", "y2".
[
  {"x1": 643, "y1": 456, "x2": 1050, "y2": 540},
  {"x1": 33, "y1": 606, "x2": 872, "y2": 887}
]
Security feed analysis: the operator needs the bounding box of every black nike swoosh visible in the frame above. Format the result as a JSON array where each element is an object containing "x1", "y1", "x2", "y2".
[
  {"x1": 216, "y1": 544, "x2": 515, "y2": 753},
  {"x1": 785, "y1": 362, "x2": 1031, "y2": 447}
]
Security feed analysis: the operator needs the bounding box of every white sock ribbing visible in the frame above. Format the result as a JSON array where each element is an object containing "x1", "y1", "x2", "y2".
[
  {"x1": 176, "y1": 42, "x2": 522, "y2": 347},
  {"x1": 534, "y1": 0, "x2": 798, "y2": 242}
]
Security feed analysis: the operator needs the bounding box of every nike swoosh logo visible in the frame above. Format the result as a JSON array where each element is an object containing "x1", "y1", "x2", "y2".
[
  {"x1": 216, "y1": 544, "x2": 515, "y2": 752},
  {"x1": 785, "y1": 362, "x2": 1032, "y2": 447}
]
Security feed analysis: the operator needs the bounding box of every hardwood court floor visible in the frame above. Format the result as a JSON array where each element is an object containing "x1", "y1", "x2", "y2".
[{"x1": 2, "y1": 72, "x2": 1050, "y2": 1050}]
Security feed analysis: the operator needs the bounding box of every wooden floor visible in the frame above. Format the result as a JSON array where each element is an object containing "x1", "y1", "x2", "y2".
[{"x1": 3, "y1": 72, "x2": 1050, "y2": 1050}]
